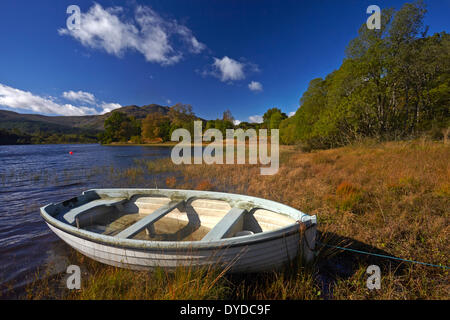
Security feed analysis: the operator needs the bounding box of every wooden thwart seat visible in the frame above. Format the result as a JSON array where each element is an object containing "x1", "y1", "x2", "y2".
[
  {"x1": 202, "y1": 208, "x2": 247, "y2": 241},
  {"x1": 116, "y1": 200, "x2": 184, "y2": 239},
  {"x1": 63, "y1": 198, "x2": 127, "y2": 225}
]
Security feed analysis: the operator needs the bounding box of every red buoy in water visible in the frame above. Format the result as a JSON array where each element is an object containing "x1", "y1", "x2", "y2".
[{"x1": 69, "y1": 151, "x2": 73, "y2": 155}]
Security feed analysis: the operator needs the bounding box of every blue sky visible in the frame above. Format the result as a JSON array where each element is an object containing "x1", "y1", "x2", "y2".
[{"x1": 0, "y1": 0, "x2": 449, "y2": 123}]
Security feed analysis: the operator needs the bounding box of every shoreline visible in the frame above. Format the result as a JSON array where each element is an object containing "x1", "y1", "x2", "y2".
[{"x1": 106, "y1": 142, "x2": 178, "y2": 147}]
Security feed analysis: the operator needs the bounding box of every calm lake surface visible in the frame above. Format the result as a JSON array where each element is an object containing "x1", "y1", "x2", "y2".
[{"x1": 0, "y1": 144, "x2": 173, "y2": 294}]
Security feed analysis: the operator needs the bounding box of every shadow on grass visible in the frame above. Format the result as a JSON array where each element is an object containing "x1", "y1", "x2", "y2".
[
  {"x1": 314, "y1": 231, "x2": 406, "y2": 299},
  {"x1": 224, "y1": 231, "x2": 407, "y2": 300}
]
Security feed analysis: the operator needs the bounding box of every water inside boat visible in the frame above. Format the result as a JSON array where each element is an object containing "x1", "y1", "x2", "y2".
[{"x1": 57, "y1": 195, "x2": 297, "y2": 241}]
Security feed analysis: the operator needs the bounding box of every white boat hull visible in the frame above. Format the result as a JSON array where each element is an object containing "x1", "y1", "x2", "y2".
[{"x1": 48, "y1": 224, "x2": 304, "y2": 272}]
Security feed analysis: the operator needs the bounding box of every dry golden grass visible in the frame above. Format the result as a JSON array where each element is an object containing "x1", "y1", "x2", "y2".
[
  {"x1": 22, "y1": 139, "x2": 449, "y2": 300},
  {"x1": 169, "y1": 139, "x2": 449, "y2": 299}
]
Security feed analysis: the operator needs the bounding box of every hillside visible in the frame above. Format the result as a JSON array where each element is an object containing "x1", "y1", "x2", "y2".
[{"x1": 0, "y1": 104, "x2": 170, "y2": 134}]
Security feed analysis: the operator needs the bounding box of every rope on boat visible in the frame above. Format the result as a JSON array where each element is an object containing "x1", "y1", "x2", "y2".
[{"x1": 316, "y1": 241, "x2": 450, "y2": 270}]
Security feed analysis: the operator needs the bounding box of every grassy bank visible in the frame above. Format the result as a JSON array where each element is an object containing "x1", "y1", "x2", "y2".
[{"x1": 22, "y1": 139, "x2": 449, "y2": 300}]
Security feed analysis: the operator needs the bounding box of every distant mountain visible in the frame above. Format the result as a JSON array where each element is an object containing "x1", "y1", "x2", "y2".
[{"x1": 0, "y1": 104, "x2": 171, "y2": 134}]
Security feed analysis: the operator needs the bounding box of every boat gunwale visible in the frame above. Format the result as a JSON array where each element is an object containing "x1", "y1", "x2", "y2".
[{"x1": 40, "y1": 188, "x2": 316, "y2": 251}]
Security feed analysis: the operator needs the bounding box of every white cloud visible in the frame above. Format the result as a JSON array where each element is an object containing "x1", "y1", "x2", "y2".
[
  {"x1": 248, "y1": 81, "x2": 263, "y2": 92},
  {"x1": 0, "y1": 84, "x2": 97, "y2": 116},
  {"x1": 62, "y1": 90, "x2": 122, "y2": 114},
  {"x1": 288, "y1": 111, "x2": 296, "y2": 117},
  {"x1": 0, "y1": 83, "x2": 121, "y2": 116},
  {"x1": 175, "y1": 24, "x2": 206, "y2": 54},
  {"x1": 58, "y1": 3, "x2": 205, "y2": 66},
  {"x1": 201, "y1": 56, "x2": 259, "y2": 83},
  {"x1": 189, "y1": 36, "x2": 206, "y2": 53},
  {"x1": 212, "y1": 56, "x2": 245, "y2": 82},
  {"x1": 233, "y1": 120, "x2": 241, "y2": 126},
  {"x1": 166, "y1": 99, "x2": 172, "y2": 105},
  {"x1": 63, "y1": 90, "x2": 96, "y2": 104},
  {"x1": 248, "y1": 115, "x2": 263, "y2": 123},
  {"x1": 99, "y1": 102, "x2": 122, "y2": 114}
]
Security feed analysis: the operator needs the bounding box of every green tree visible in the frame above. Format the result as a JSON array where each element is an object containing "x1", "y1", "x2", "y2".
[
  {"x1": 280, "y1": 1, "x2": 449, "y2": 148},
  {"x1": 101, "y1": 111, "x2": 140, "y2": 144},
  {"x1": 262, "y1": 108, "x2": 287, "y2": 129}
]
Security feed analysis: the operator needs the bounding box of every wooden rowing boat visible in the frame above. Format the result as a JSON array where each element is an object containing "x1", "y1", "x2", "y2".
[{"x1": 40, "y1": 189, "x2": 317, "y2": 273}]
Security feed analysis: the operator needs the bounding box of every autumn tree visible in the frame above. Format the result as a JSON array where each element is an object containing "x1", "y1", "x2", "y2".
[{"x1": 141, "y1": 113, "x2": 171, "y2": 142}]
